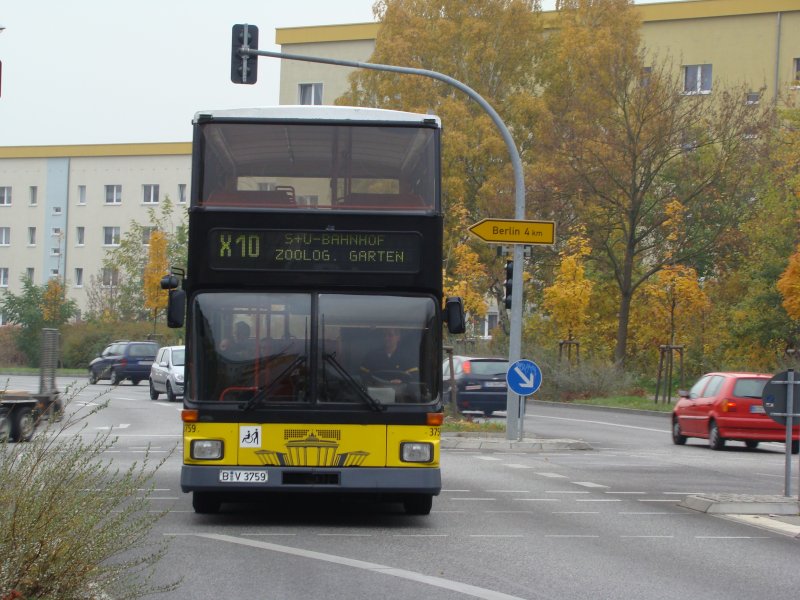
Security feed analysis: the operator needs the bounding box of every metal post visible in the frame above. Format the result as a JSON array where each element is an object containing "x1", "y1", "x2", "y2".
[
  {"x1": 786, "y1": 369, "x2": 794, "y2": 498},
  {"x1": 244, "y1": 44, "x2": 528, "y2": 440}
]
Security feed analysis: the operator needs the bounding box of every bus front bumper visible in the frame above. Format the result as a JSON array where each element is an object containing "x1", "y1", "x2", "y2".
[{"x1": 181, "y1": 464, "x2": 441, "y2": 494}]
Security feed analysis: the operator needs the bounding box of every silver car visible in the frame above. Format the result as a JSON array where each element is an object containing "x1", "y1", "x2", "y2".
[{"x1": 149, "y1": 345, "x2": 185, "y2": 402}]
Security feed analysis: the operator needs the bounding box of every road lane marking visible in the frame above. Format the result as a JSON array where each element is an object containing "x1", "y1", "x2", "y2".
[
  {"x1": 196, "y1": 533, "x2": 531, "y2": 600},
  {"x1": 535, "y1": 472, "x2": 567, "y2": 478},
  {"x1": 528, "y1": 413, "x2": 666, "y2": 433},
  {"x1": 476, "y1": 456, "x2": 503, "y2": 461},
  {"x1": 572, "y1": 482, "x2": 608, "y2": 488}
]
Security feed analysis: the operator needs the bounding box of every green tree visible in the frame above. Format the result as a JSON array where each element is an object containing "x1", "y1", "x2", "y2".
[
  {"x1": 0, "y1": 277, "x2": 77, "y2": 366},
  {"x1": 87, "y1": 197, "x2": 187, "y2": 322},
  {"x1": 535, "y1": 0, "x2": 773, "y2": 364},
  {"x1": 338, "y1": 0, "x2": 544, "y2": 318}
]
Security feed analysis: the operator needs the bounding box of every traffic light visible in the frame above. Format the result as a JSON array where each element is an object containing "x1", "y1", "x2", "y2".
[
  {"x1": 504, "y1": 260, "x2": 513, "y2": 309},
  {"x1": 231, "y1": 24, "x2": 258, "y2": 84}
]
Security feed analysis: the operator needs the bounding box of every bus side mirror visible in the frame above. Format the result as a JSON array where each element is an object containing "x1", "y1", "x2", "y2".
[
  {"x1": 166, "y1": 289, "x2": 186, "y2": 328},
  {"x1": 444, "y1": 297, "x2": 466, "y2": 334}
]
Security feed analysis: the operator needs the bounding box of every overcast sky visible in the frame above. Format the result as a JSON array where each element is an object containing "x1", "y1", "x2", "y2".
[{"x1": 0, "y1": 0, "x2": 671, "y2": 146}]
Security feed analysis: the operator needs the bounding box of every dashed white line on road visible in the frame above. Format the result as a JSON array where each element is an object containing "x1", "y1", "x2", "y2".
[
  {"x1": 572, "y1": 482, "x2": 608, "y2": 488},
  {"x1": 536, "y1": 472, "x2": 567, "y2": 478}
]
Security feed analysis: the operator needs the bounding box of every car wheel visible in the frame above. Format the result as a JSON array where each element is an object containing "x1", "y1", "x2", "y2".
[
  {"x1": 88, "y1": 370, "x2": 99, "y2": 384},
  {"x1": 193, "y1": 492, "x2": 221, "y2": 514},
  {"x1": 109, "y1": 370, "x2": 121, "y2": 386},
  {"x1": 131, "y1": 379, "x2": 140, "y2": 386},
  {"x1": 708, "y1": 420, "x2": 725, "y2": 450},
  {"x1": 149, "y1": 379, "x2": 159, "y2": 400},
  {"x1": 672, "y1": 419, "x2": 687, "y2": 445},
  {"x1": 745, "y1": 440, "x2": 759, "y2": 450},
  {"x1": 166, "y1": 382, "x2": 176, "y2": 403},
  {"x1": 403, "y1": 494, "x2": 433, "y2": 515},
  {"x1": 792, "y1": 440, "x2": 799, "y2": 455},
  {"x1": 483, "y1": 410, "x2": 494, "y2": 418},
  {"x1": 11, "y1": 409, "x2": 35, "y2": 442}
]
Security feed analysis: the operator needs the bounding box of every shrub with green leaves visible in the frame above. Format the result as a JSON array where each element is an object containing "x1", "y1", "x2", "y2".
[{"x1": 0, "y1": 386, "x2": 178, "y2": 599}]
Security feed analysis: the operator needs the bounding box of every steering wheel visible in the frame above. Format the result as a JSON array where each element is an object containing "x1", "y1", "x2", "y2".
[{"x1": 370, "y1": 370, "x2": 411, "y2": 385}]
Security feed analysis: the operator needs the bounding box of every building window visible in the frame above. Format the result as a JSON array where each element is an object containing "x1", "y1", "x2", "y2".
[
  {"x1": 26, "y1": 268, "x2": 34, "y2": 281},
  {"x1": 28, "y1": 227, "x2": 36, "y2": 245},
  {"x1": 0, "y1": 187, "x2": 11, "y2": 206},
  {"x1": 78, "y1": 185, "x2": 87, "y2": 205},
  {"x1": 640, "y1": 66, "x2": 652, "y2": 87},
  {"x1": 74, "y1": 268, "x2": 84, "y2": 287},
  {"x1": 76, "y1": 226, "x2": 85, "y2": 245},
  {"x1": 745, "y1": 91, "x2": 761, "y2": 105},
  {"x1": 52, "y1": 206, "x2": 62, "y2": 215},
  {"x1": 141, "y1": 227, "x2": 156, "y2": 245},
  {"x1": 49, "y1": 269, "x2": 59, "y2": 279},
  {"x1": 50, "y1": 247, "x2": 61, "y2": 257},
  {"x1": 52, "y1": 227, "x2": 62, "y2": 238},
  {"x1": 143, "y1": 184, "x2": 159, "y2": 204},
  {"x1": 102, "y1": 267, "x2": 119, "y2": 287},
  {"x1": 178, "y1": 183, "x2": 187, "y2": 204},
  {"x1": 103, "y1": 226, "x2": 121, "y2": 246},
  {"x1": 793, "y1": 58, "x2": 800, "y2": 87},
  {"x1": 0, "y1": 268, "x2": 9, "y2": 287},
  {"x1": 298, "y1": 83, "x2": 323, "y2": 105},
  {"x1": 29, "y1": 186, "x2": 38, "y2": 206},
  {"x1": 0, "y1": 227, "x2": 9, "y2": 246},
  {"x1": 683, "y1": 64, "x2": 712, "y2": 94},
  {"x1": 105, "y1": 185, "x2": 122, "y2": 204}
]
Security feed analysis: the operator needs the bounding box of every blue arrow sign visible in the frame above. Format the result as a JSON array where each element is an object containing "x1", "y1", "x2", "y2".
[{"x1": 506, "y1": 359, "x2": 542, "y2": 396}]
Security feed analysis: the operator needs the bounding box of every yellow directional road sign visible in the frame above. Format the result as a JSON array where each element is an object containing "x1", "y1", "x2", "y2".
[{"x1": 468, "y1": 218, "x2": 555, "y2": 245}]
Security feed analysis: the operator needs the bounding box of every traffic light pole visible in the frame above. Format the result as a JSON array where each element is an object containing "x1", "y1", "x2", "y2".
[{"x1": 233, "y1": 28, "x2": 528, "y2": 439}]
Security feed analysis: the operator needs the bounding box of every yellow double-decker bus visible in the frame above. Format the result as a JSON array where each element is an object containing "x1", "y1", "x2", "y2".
[{"x1": 163, "y1": 106, "x2": 465, "y2": 514}]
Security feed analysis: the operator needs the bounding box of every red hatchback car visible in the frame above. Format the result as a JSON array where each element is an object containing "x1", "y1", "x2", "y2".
[{"x1": 672, "y1": 372, "x2": 799, "y2": 452}]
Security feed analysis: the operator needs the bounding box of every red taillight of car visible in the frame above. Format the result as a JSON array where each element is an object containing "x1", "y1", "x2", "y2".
[
  {"x1": 721, "y1": 399, "x2": 736, "y2": 412},
  {"x1": 119, "y1": 358, "x2": 127, "y2": 367},
  {"x1": 462, "y1": 361, "x2": 472, "y2": 374}
]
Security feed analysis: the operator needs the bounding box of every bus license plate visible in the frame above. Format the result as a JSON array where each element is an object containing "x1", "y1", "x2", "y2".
[{"x1": 219, "y1": 470, "x2": 268, "y2": 483}]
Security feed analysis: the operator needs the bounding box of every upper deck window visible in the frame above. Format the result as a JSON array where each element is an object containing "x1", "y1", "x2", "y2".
[{"x1": 199, "y1": 122, "x2": 438, "y2": 213}]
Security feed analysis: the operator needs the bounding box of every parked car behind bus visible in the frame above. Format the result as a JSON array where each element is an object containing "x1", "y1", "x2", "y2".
[{"x1": 149, "y1": 345, "x2": 185, "y2": 402}]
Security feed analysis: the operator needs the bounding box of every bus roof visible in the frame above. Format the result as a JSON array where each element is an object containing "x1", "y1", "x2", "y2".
[{"x1": 194, "y1": 105, "x2": 441, "y2": 127}]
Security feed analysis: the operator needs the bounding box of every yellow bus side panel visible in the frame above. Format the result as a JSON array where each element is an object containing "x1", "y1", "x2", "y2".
[{"x1": 386, "y1": 425, "x2": 440, "y2": 468}]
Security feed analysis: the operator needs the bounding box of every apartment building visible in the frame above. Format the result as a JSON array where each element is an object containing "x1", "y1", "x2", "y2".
[
  {"x1": 0, "y1": 143, "x2": 190, "y2": 321},
  {"x1": 1, "y1": 0, "x2": 799, "y2": 324}
]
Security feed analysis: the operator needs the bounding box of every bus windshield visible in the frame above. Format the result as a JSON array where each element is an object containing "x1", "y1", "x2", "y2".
[
  {"x1": 199, "y1": 122, "x2": 437, "y2": 211},
  {"x1": 192, "y1": 292, "x2": 439, "y2": 407}
]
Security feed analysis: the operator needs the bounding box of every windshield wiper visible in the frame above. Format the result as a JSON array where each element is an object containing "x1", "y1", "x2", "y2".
[
  {"x1": 324, "y1": 352, "x2": 385, "y2": 412},
  {"x1": 241, "y1": 355, "x2": 306, "y2": 411}
]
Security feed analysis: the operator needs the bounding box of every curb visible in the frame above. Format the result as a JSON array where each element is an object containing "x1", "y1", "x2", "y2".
[{"x1": 442, "y1": 434, "x2": 592, "y2": 452}]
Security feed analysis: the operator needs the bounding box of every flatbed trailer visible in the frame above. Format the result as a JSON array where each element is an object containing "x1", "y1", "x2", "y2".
[{"x1": 0, "y1": 328, "x2": 62, "y2": 443}]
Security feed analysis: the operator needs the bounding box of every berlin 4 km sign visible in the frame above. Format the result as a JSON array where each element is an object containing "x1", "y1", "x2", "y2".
[
  {"x1": 469, "y1": 218, "x2": 555, "y2": 245},
  {"x1": 506, "y1": 359, "x2": 543, "y2": 397}
]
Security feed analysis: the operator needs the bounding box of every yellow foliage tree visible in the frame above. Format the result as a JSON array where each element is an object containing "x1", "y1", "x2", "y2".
[
  {"x1": 542, "y1": 230, "x2": 593, "y2": 341},
  {"x1": 143, "y1": 230, "x2": 169, "y2": 321},
  {"x1": 777, "y1": 244, "x2": 800, "y2": 320},
  {"x1": 635, "y1": 265, "x2": 710, "y2": 348},
  {"x1": 41, "y1": 279, "x2": 66, "y2": 325}
]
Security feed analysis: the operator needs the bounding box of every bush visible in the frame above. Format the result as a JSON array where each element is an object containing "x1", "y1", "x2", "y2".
[
  {"x1": 60, "y1": 322, "x2": 184, "y2": 369},
  {"x1": 540, "y1": 357, "x2": 638, "y2": 401},
  {"x1": 0, "y1": 327, "x2": 26, "y2": 368},
  {"x1": 0, "y1": 385, "x2": 178, "y2": 599}
]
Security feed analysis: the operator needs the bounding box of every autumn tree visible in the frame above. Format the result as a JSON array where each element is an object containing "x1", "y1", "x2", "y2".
[
  {"x1": 535, "y1": 0, "x2": 773, "y2": 365},
  {"x1": 338, "y1": 0, "x2": 544, "y2": 318},
  {"x1": 143, "y1": 230, "x2": 169, "y2": 331},
  {"x1": 0, "y1": 277, "x2": 78, "y2": 366},
  {"x1": 542, "y1": 229, "x2": 593, "y2": 343}
]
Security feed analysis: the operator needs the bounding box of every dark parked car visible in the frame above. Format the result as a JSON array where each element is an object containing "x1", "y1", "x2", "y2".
[
  {"x1": 672, "y1": 371, "x2": 800, "y2": 452},
  {"x1": 443, "y1": 356, "x2": 509, "y2": 416},
  {"x1": 88, "y1": 341, "x2": 159, "y2": 386}
]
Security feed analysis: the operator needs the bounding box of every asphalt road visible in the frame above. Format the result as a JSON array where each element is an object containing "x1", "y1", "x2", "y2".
[{"x1": 5, "y1": 375, "x2": 800, "y2": 600}]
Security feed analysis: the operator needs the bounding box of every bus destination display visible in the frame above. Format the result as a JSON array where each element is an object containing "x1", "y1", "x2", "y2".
[{"x1": 209, "y1": 229, "x2": 422, "y2": 273}]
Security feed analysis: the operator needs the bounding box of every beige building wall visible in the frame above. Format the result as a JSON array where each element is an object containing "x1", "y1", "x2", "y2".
[
  {"x1": 0, "y1": 145, "x2": 191, "y2": 320},
  {"x1": 276, "y1": 0, "x2": 800, "y2": 107}
]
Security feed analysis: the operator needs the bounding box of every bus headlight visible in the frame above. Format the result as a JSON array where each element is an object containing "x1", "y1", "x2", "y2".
[
  {"x1": 401, "y1": 442, "x2": 433, "y2": 463},
  {"x1": 191, "y1": 440, "x2": 223, "y2": 460}
]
